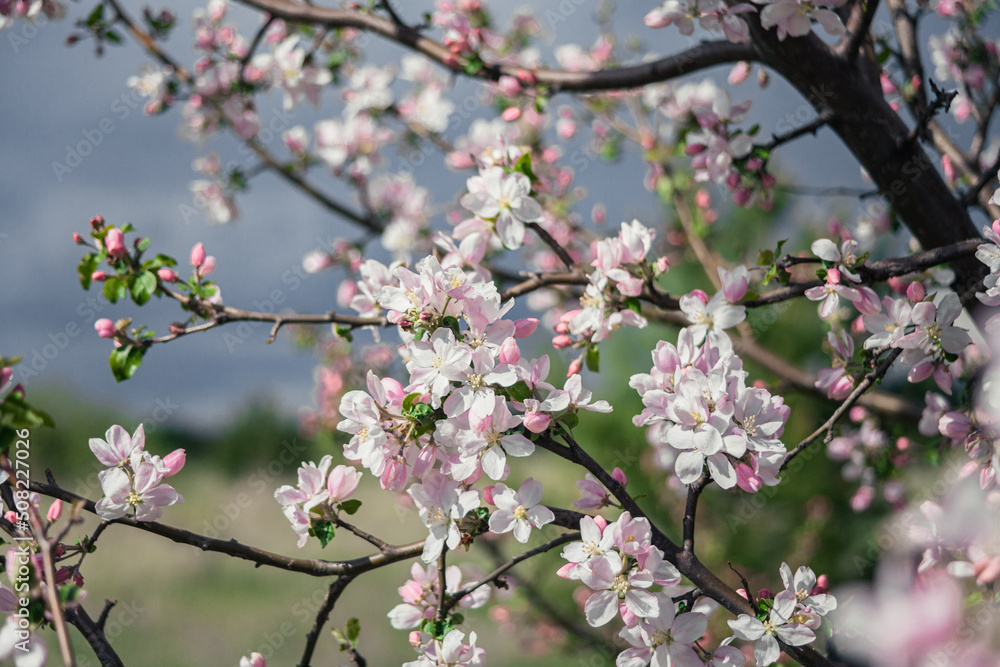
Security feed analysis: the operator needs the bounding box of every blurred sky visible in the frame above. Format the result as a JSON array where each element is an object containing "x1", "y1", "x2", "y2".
[{"x1": 0, "y1": 0, "x2": 869, "y2": 433}]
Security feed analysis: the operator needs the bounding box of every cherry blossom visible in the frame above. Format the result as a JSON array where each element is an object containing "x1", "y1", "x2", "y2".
[
  {"x1": 488, "y1": 478, "x2": 554, "y2": 543},
  {"x1": 728, "y1": 590, "x2": 816, "y2": 665},
  {"x1": 459, "y1": 166, "x2": 542, "y2": 249}
]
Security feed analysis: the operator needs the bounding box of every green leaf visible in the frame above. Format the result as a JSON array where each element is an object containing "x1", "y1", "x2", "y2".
[
  {"x1": 130, "y1": 271, "x2": 157, "y2": 305},
  {"x1": 86, "y1": 3, "x2": 103, "y2": 27},
  {"x1": 103, "y1": 276, "x2": 127, "y2": 303},
  {"x1": 104, "y1": 29, "x2": 122, "y2": 44},
  {"x1": 309, "y1": 520, "x2": 336, "y2": 548},
  {"x1": 506, "y1": 381, "x2": 530, "y2": 403},
  {"x1": 402, "y1": 392, "x2": 422, "y2": 413},
  {"x1": 338, "y1": 499, "x2": 362, "y2": 516},
  {"x1": 109, "y1": 345, "x2": 145, "y2": 382},
  {"x1": 78, "y1": 254, "x2": 99, "y2": 290},
  {"x1": 345, "y1": 617, "x2": 360, "y2": 643},
  {"x1": 135, "y1": 237, "x2": 150, "y2": 253},
  {"x1": 512, "y1": 152, "x2": 536, "y2": 182},
  {"x1": 559, "y1": 412, "x2": 579, "y2": 430},
  {"x1": 585, "y1": 344, "x2": 600, "y2": 373},
  {"x1": 0, "y1": 393, "x2": 54, "y2": 429},
  {"x1": 623, "y1": 296, "x2": 642, "y2": 315}
]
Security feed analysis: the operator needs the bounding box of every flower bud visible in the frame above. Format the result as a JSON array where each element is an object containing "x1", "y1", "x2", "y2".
[
  {"x1": 522, "y1": 411, "x2": 550, "y2": 434},
  {"x1": 501, "y1": 106, "x2": 522, "y2": 122},
  {"x1": 0, "y1": 368, "x2": 11, "y2": 389},
  {"x1": 90, "y1": 215, "x2": 105, "y2": 229},
  {"x1": 735, "y1": 463, "x2": 763, "y2": 493},
  {"x1": 91, "y1": 270, "x2": 109, "y2": 282},
  {"x1": 611, "y1": 467, "x2": 627, "y2": 486},
  {"x1": 757, "y1": 588, "x2": 773, "y2": 600},
  {"x1": 567, "y1": 358, "x2": 583, "y2": 377},
  {"x1": 906, "y1": 281, "x2": 925, "y2": 302},
  {"x1": 157, "y1": 268, "x2": 179, "y2": 283},
  {"x1": 728, "y1": 61, "x2": 751, "y2": 85},
  {"x1": 104, "y1": 228, "x2": 127, "y2": 259},
  {"x1": 72, "y1": 233, "x2": 85, "y2": 244},
  {"x1": 94, "y1": 318, "x2": 116, "y2": 338},
  {"x1": 552, "y1": 334, "x2": 573, "y2": 349},
  {"x1": 497, "y1": 75, "x2": 521, "y2": 97},
  {"x1": 47, "y1": 499, "x2": 62, "y2": 522},
  {"x1": 199, "y1": 255, "x2": 217, "y2": 276},
  {"x1": 498, "y1": 338, "x2": 520, "y2": 365},
  {"x1": 513, "y1": 318, "x2": 539, "y2": 338},
  {"x1": 190, "y1": 242, "x2": 206, "y2": 267},
  {"x1": 163, "y1": 449, "x2": 186, "y2": 477}
]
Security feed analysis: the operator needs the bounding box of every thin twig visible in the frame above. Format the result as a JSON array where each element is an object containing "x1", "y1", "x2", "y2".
[
  {"x1": 781, "y1": 348, "x2": 903, "y2": 470},
  {"x1": 65, "y1": 603, "x2": 124, "y2": 667},
  {"x1": 300, "y1": 576, "x2": 355, "y2": 667},
  {"x1": 682, "y1": 474, "x2": 710, "y2": 554}
]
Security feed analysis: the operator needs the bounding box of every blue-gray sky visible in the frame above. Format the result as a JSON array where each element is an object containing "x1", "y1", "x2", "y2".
[{"x1": 1, "y1": 0, "x2": 867, "y2": 433}]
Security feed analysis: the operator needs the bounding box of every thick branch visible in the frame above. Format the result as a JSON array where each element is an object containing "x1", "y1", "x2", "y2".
[
  {"x1": 65, "y1": 604, "x2": 125, "y2": 667},
  {"x1": 237, "y1": 0, "x2": 755, "y2": 90}
]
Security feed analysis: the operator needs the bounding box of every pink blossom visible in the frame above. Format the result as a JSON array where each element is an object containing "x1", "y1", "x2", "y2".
[
  {"x1": 104, "y1": 228, "x2": 127, "y2": 259},
  {"x1": 327, "y1": 465, "x2": 362, "y2": 503},
  {"x1": 94, "y1": 318, "x2": 116, "y2": 339},
  {"x1": 190, "y1": 242, "x2": 206, "y2": 267},
  {"x1": 162, "y1": 448, "x2": 186, "y2": 476},
  {"x1": 95, "y1": 459, "x2": 183, "y2": 521},
  {"x1": 488, "y1": 478, "x2": 554, "y2": 543},
  {"x1": 46, "y1": 499, "x2": 62, "y2": 522},
  {"x1": 157, "y1": 268, "x2": 178, "y2": 283},
  {"x1": 90, "y1": 424, "x2": 145, "y2": 467}
]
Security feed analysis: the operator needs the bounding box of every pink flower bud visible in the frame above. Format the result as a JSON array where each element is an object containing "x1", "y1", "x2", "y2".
[
  {"x1": 515, "y1": 69, "x2": 536, "y2": 86},
  {"x1": 90, "y1": 215, "x2": 105, "y2": 229},
  {"x1": 199, "y1": 255, "x2": 217, "y2": 276},
  {"x1": 887, "y1": 276, "x2": 906, "y2": 293},
  {"x1": 761, "y1": 173, "x2": 777, "y2": 188},
  {"x1": 190, "y1": 242, "x2": 206, "y2": 267},
  {"x1": 91, "y1": 270, "x2": 109, "y2": 282},
  {"x1": 163, "y1": 449, "x2": 186, "y2": 477},
  {"x1": 941, "y1": 155, "x2": 955, "y2": 182},
  {"x1": 592, "y1": 205, "x2": 606, "y2": 224},
  {"x1": 513, "y1": 318, "x2": 538, "y2": 338},
  {"x1": 732, "y1": 188, "x2": 752, "y2": 206},
  {"x1": 906, "y1": 281, "x2": 925, "y2": 302},
  {"x1": 684, "y1": 143, "x2": 706, "y2": 156},
  {"x1": 482, "y1": 485, "x2": 496, "y2": 505},
  {"x1": 611, "y1": 467, "x2": 627, "y2": 486},
  {"x1": 169, "y1": 323, "x2": 186, "y2": 335},
  {"x1": 938, "y1": 411, "x2": 971, "y2": 439},
  {"x1": 104, "y1": 228, "x2": 127, "y2": 259},
  {"x1": 0, "y1": 368, "x2": 11, "y2": 389},
  {"x1": 849, "y1": 485, "x2": 875, "y2": 512},
  {"x1": 656, "y1": 256, "x2": 670, "y2": 273},
  {"x1": 380, "y1": 457, "x2": 408, "y2": 493},
  {"x1": 552, "y1": 335, "x2": 573, "y2": 349},
  {"x1": 725, "y1": 171, "x2": 741, "y2": 189},
  {"x1": 522, "y1": 411, "x2": 550, "y2": 434},
  {"x1": 498, "y1": 338, "x2": 520, "y2": 365},
  {"x1": 826, "y1": 267, "x2": 842, "y2": 284},
  {"x1": 94, "y1": 318, "x2": 116, "y2": 338},
  {"x1": 157, "y1": 268, "x2": 178, "y2": 283},
  {"x1": 47, "y1": 499, "x2": 62, "y2": 522},
  {"x1": 408, "y1": 631, "x2": 423, "y2": 649},
  {"x1": 757, "y1": 588, "x2": 773, "y2": 600},
  {"x1": 567, "y1": 358, "x2": 583, "y2": 377},
  {"x1": 497, "y1": 75, "x2": 521, "y2": 97},
  {"x1": 814, "y1": 574, "x2": 829, "y2": 593},
  {"x1": 735, "y1": 463, "x2": 763, "y2": 493},
  {"x1": 72, "y1": 233, "x2": 85, "y2": 244},
  {"x1": 728, "y1": 61, "x2": 751, "y2": 85},
  {"x1": 501, "y1": 107, "x2": 522, "y2": 122},
  {"x1": 689, "y1": 289, "x2": 709, "y2": 304},
  {"x1": 736, "y1": 588, "x2": 748, "y2": 600}
]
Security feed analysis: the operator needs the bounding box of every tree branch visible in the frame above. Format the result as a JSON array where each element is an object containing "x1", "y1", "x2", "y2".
[
  {"x1": 300, "y1": 576, "x2": 355, "y2": 667},
  {"x1": 64, "y1": 603, "x2": 125, "y2": 667},
  {"x1": 30, "y1": 482, "x2": 424, "y2": 577}
]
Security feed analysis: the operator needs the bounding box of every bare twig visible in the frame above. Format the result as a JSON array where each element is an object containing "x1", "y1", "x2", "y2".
[
  {"x1": 300, "y1": 576, "x2": 355, "y2": 667},
  {"x1": 65, "y1": 603, "x2": 124, "y2": 667}
]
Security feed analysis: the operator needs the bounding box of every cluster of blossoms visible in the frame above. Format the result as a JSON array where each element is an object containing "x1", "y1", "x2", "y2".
[
  {"x1": 835, "y1": 475, "x2": 1000, "y2": 665},
  {"x1": 552, "y1": 220, "x2": 661, "y2": 352},
  {"x1": 633, "y1": 274, "x2": 790, "y2": 492},
  {"x1": 728, "y1": 563, "x2": 836, "y2": 666},
  {"x1": 0, "y1": 0, "x2": 63, "y2": 31},
  {"x1": 826, "y1": 406, "x2": 908, "y2": 512},
  {"x1": 388, "y1": 562, "x2": 490, "y2": 632},
  {"x1": 558, "y1": 514, "x2": 683, "y2": 629},
  {"x1": 90, "y1": 424, "x2": 185, "y2": 521},
  {"x1": 273, "y1": 456, "x2": 362, "y2": 547},
  {"x1": 644, "y1": 0, "x2": 756, "y2": 44}
]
